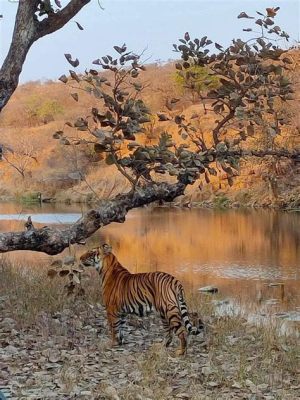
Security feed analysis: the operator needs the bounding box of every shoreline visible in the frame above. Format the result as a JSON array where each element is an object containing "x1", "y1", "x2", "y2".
[{"x1": 0, "y1": 196, "x2": 300, "y2": 212}]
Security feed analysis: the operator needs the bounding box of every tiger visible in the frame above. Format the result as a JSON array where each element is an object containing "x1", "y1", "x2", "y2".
[{"x1": 80, "y1": 243, "x2": 204, "y2": 355}]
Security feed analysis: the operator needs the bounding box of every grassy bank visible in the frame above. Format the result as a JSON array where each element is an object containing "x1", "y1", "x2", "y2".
[{"x1": 0, "y1": 261, "x2": 299, "y2": 399}]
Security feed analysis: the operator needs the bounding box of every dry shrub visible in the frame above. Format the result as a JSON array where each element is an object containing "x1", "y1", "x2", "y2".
[{"x1": 0, "y1": 257, "x2": 101, "y2": 327}]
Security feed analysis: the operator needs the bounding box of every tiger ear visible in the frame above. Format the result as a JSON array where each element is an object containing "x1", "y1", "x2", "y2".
[{"x1": 102, "y1": 243, "x2": 112, "y2": 254}]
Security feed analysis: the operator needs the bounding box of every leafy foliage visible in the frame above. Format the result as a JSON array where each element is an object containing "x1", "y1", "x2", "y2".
[
  {"x1": 173, "y1": 6, "x2": 293, "y2": 147},
  {"x1": 174, "y1": 65, "x2": 220, "y2": 95},
  {"x1": 56, "y1": 7, "x2": 295, "y2": 189},
  {"x1": 25, "y1": 95, "x2": 64, "y2": 125}
]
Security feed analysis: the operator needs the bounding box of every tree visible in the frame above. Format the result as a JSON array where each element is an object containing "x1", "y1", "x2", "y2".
[
  {"x1": 0, "y1": 6, "x2": 299, "y2": 255},
  {"x1": 24, "y1": 94, "x2": 64, "y2": 126},
  {"x1": 174, "y1": 65, "x2": 220, "y2": 102},
  {"x1": 1, "y1": 138, "x2": 38, "y2": 179},
  {"x1": 0, "y1": 0, "x2": 91, "y2": 113}
]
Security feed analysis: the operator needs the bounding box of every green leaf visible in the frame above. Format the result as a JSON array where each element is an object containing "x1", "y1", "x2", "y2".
[
  {"x1": 73, "y1": 274, "x2": 81, "y2": 285},
  {"x1": 105, "y1": 154, "x2": 115, "y2": 165},
  {"x1": 59, "y1": 270, "x2": 70, "y2": 277},
  {"x1": 58, "y1": 74, "x2": 68, "y2": 84},
  {"x1": 208, "y1": 167, "x2": 217, "y2": 176},
  {"x1": 59, "y1": 137, "x2": 70, "y2": 145},
  {"x1": 47, "y1": 269, "x2": 58, "y2": 278},
  {"x1": 181, "y1": 132, "x2": 188, "y2": 140},
  {"x1": 204, "y1": 171, "x2": 210, "y2": 183},
  {"x1": 282, "y1": 57, "x2": 293, "y2": 65},
  {"x1": 267, "y1": 127, "x2": 277, "y2": 137},
  {"x1": 94, "y1": 143, "x2": 107, "y2": 153},
  {"x1": 74, "y1": 118, "x2": 88, "y2": 129},
  {"x1": 75, "y1": 21, "x2": 84, "y2": 30},
  {"x1": 216, "y1": 142, "x2": 228, "y2": 152},
  {"x1": 247, "y1": 124, "x2": 255, "y2": 136},
  {"x1": 53, "y1": 131, "x2": 63, "y2": 139},
  {"x1": 237, "y1": 12, "x2": 254, "y2": 19},
  {"x1": 114, "y1": 44, "x2": 127, "y2": 54},
  {"x1": 227, "y1": 176, "x2": 234, "y2": 186},
  {"x1": 68, "y1": 172, "x2": 82, "y2": 180},
  {"x1": 265, "y1": 17, "x2": 274, "y2": 26},
  {"x1": 69, "y1": 70, "x2": 80, "y2": 82},
  {"x1": 184, "y1": 32, "x2": 190, "y2": 41},
  {"x1": 65, "y1": 54, "x2": 79, "y2": 68},
  {"x1": 127, "y1": 144, "x2": 139, "y2": 151},
  {"x1": 200, "y1": 36, "x2": 208, "y2": 46},
  {"x1": 131, "y1": 70, "x2": 139, "y2": 78},
  {"x1": 175, "y1": 115, "x2": 183, "y2": 124},
  {"x1": 157, "y1": 113, "x2": 170, "y2": 121},
  {"x1": 71, "y1": 93, "x2": 78, "y2": 102}
]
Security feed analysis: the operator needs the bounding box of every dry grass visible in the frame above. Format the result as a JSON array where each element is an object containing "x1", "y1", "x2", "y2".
[
  {"x1": 0, "y1": 260, "x2": 64, "y2": 327},
  {"x1": 0, "y1": 258, "x2": 100, "y2": 328}
]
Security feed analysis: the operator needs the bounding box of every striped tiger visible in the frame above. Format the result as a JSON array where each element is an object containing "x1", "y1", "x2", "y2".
[{"x1": 80, "y1": 243, "x2": 204, "y2": 355}]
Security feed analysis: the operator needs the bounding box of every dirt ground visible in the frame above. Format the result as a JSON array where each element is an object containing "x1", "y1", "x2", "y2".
[{"x1": 0, "y1": 293, "x2": 299, "y2": 400}]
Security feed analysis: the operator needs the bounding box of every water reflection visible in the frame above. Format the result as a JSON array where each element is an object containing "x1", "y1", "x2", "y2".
[{"x1": 0, "y1": 204, "x2": 299, "y2": 310}]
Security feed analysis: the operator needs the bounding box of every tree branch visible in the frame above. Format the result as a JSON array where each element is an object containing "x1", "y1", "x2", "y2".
[
  {"x1": 0, "y1": 182, "x2": 186, "y2": 255},
  {"x1": 212, "y1": 109, "x2": 235, "y2": 145},
  {"x1": 37, "y1": 0, "x2": 91, "y2": 37},
  {"x1": 0, "y1": 0, "x2": 91, "y2": 113}
]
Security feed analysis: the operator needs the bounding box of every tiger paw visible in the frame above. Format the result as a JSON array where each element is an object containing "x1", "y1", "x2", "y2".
[{"x1": 176, "y1": 348, "x2": 187, "y2": 356}]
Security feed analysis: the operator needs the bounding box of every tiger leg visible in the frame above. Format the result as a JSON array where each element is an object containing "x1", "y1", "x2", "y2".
[
  {"x1": 118, "y1": 315, "x2": 126, "y2": 345},
  {"x1": 176, "y1": 329, "x2": 187, "y2": 356},
  {"x1": 107, "y1": 312, "x2": 123, "y2": 346},
  {"x1": 162, "y1": 317, "x2": 173, "y2": 347},
  {"x1": 164, "y1": 309, "x2": 187, "y2": 356}
]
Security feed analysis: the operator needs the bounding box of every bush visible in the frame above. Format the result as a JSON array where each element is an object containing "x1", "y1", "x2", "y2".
[
  {"x1": 17, "y1": 191, "x2": 41, "y2": 203},
  {"x1": 213, "y1": 194, "x2": 231, "y2": 208},
  {"x1": 174, "y1": 65, "x2": 220, "y2": 95},
  {"x1": 24, "y1": 95, "x2": 64, "y2": 125}
]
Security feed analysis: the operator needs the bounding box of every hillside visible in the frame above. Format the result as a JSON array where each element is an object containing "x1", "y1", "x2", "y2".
[{"x1": 0, "y1": 58, "x2": 299, "y2": 209}]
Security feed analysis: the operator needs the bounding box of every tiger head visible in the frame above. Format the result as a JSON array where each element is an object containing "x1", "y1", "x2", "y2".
[{"x1": 80, "y1": 243, "x2": 112, "y2": 272}]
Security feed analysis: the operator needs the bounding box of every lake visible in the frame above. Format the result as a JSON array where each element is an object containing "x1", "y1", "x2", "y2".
[{"x1": 0, "y1": 202, "x2": 299, "y2": 315}]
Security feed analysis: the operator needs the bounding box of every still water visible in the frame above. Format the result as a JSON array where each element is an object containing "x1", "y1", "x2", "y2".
[{"x1": 0, "y1": 202, "x2": 299, "y2": 312}]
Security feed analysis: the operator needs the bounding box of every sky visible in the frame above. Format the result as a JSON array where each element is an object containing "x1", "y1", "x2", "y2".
[{"x1": 0, "y1": 0, "x2": 299, "y2": 83}]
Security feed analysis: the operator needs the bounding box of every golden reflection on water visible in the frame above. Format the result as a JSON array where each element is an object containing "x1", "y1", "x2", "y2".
[{"x1": 0, "y1": 206, "x2": 299, "y2": 309}]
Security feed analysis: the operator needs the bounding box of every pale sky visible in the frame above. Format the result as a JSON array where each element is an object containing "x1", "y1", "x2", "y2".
[{"x1": 0, "y1": 0, "x2": 299, "y2": 83}]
